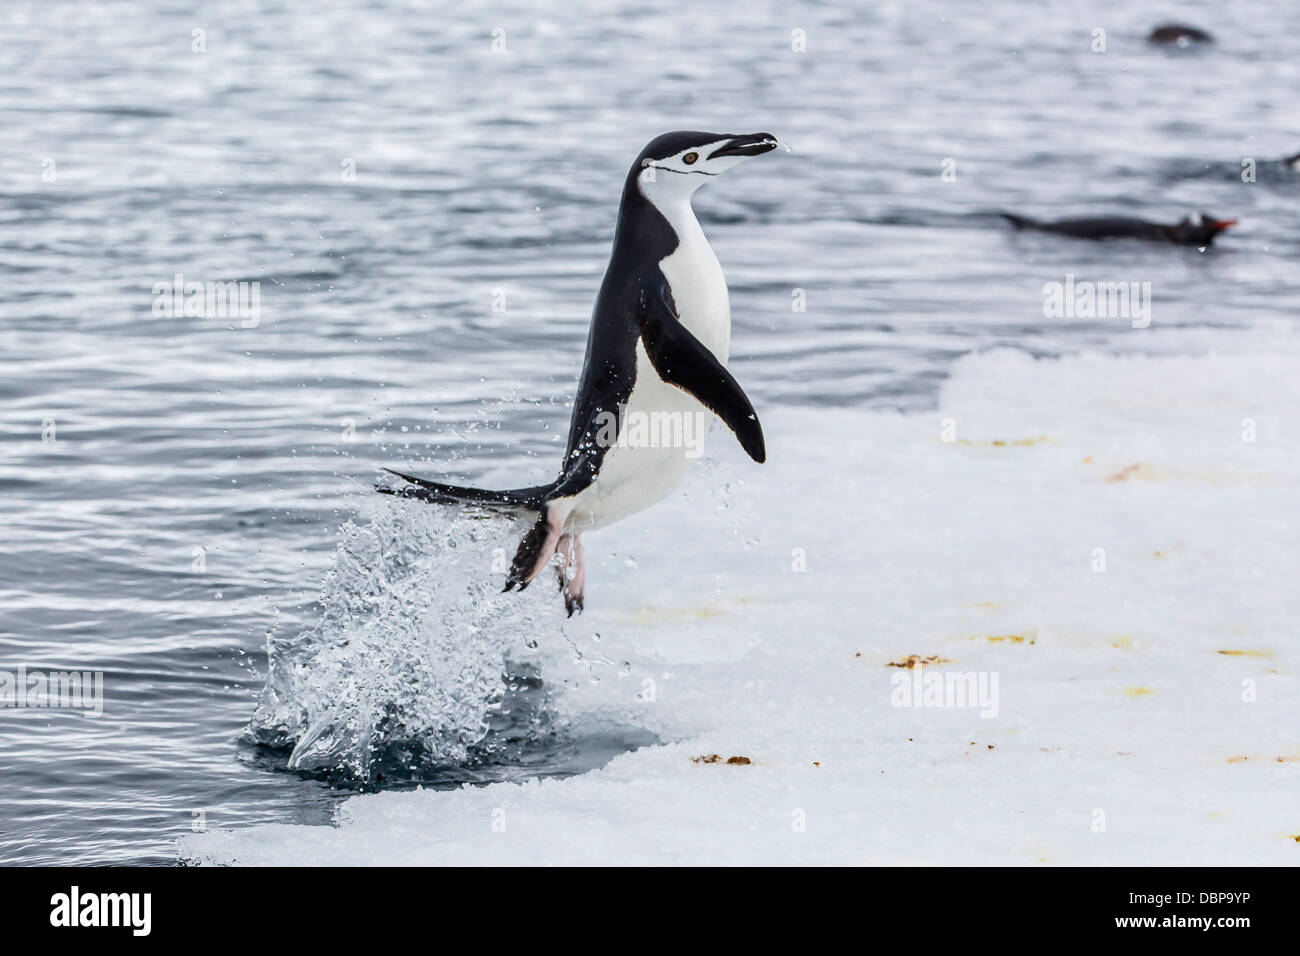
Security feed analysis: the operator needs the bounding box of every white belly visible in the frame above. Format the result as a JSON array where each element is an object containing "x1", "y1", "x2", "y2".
[
  {"x1": 659, "y1": 219, "x2": 731, "y2": 361},
  {"x1": 559, "y1": 223, "x2": 731, "y2": 532}
]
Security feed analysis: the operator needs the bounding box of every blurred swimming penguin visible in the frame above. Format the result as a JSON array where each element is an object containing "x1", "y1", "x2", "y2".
[
  {"x1": 1001, "y1": 212, "x2": 1237, "y2": 246},
  {"x1": 1147, "y1": 24, "x2": 1214, "y2": 46}
]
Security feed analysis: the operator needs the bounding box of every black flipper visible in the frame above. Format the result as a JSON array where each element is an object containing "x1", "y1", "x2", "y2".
[
  {"x1": 377, "y1": 468, "x2": 557, "y2": 512},
  {"x1": 636, "y1": 281, "x2": 766, "y2": 463}
]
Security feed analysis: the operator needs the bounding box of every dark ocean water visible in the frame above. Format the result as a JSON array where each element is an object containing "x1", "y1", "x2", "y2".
[{"x1": 1, "y1": 0, "x2": 1297, "y2": 864}]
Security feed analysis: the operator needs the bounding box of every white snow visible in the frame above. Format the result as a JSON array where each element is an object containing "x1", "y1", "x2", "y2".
[{"x1": 181, "y1": 336, "x2": 1300, "y2": 865}]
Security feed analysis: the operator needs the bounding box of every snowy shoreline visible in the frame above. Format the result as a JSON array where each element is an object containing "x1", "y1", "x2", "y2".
[{"x1": 181, "y1": 340, "x2": 1300, "y2": 865}]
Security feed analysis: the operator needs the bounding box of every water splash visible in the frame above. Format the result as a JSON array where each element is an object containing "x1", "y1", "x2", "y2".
[{"x1": 249, "y1": 498, "x2": 549, "y2": 780}]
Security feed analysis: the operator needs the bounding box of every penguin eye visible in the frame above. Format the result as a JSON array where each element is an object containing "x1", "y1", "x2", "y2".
[{"x1": 682, "y1": 152, "x2": 699, "y2": 165}]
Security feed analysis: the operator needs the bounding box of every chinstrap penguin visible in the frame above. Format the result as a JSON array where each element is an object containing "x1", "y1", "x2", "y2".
[{"x1": 381, "y1": 131, "x2": 780, "y2": 615}]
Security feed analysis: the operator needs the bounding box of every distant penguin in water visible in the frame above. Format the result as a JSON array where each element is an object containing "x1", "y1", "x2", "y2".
[
  {"x1": 1147, "y1": 24, "x2": 1214, "y2": 46},
  {"x1": 1001, "y1": 212, "x2": 1237, "y2": 246},
  {"x1": 380, "y1": 131, "x2": 780, "y2": 615}
]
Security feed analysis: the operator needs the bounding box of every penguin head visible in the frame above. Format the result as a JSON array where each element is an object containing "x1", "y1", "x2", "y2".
[
  {"x1": 1175, "y1": 212, "x2": 1237, "y2": 245},
  {"x1": 633, "y1": 131, "x2": 778, "y2": 203}
]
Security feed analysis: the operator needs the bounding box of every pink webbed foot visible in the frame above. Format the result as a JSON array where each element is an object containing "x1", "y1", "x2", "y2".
[{"x1": 553, "y1": 533, "x2": 585, "y2": 617}]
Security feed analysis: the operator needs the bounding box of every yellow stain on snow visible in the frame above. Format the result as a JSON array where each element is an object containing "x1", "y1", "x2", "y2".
[
  {"x1": 1107, "y1": 463, "x2": 1144, "y2": 482},
  {"x1": 617, "y1": 596, "x2": 752, "y2": 625},
  {"x1": 971, "y1": 601, "x2": 1003, "y2": 609},
  {"x1": 1111, "y1": 636, "x2": 1133, "y2": 650},
  {"x1": 955, "y1": 434, "x2": 1051, "y2": 448},
  {"x1": 1122, "y1": 686, "x2": 1156, "y2": 697},
  {"x1": 627, "y1": 605, "x2": 725, "y2": 624},
  {"x1": 886, "y1": 654, "x2": 952, "y2": 669},
  {"x1": 984, "y1": 632, "x2": 1037, "y2": 645},
  {"x1": 1217, "y1": 649, "x2": 1274, "y2": 659},
  {"x1": 1105, "y1": 461, "x2": 1273, "y2": 484}
]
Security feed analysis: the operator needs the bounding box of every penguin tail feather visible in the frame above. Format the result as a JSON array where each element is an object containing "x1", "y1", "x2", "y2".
[{"x1": 377, "y1": 468, "x2": 556, "y2": 513}]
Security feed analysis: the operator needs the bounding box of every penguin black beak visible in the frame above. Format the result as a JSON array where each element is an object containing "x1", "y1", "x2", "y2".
[{"x1": 707, "y1": 133, "x2": 779, "y2": 160}]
